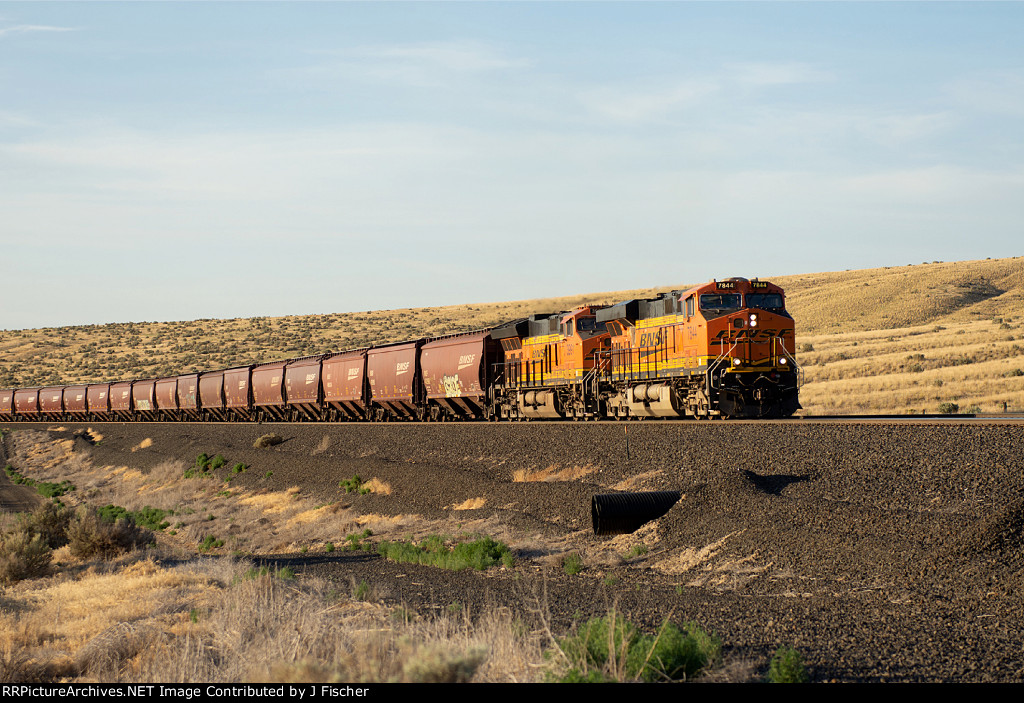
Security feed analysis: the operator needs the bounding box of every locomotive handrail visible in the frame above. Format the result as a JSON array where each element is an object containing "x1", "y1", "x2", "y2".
[
  {"x1": 773, "y1": 336, "x2": 804, "y2": 388},
  {"x1": 707, "y1": 339, "x2": 739, "y2": 391},
  {"x1": 582, "y1": 351, "x2": 607, "y2": 388}
]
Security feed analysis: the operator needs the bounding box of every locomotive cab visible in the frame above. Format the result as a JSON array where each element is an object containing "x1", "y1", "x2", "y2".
[{"x1": 701, "y1": 279, "x2": 800, "y2": 417}]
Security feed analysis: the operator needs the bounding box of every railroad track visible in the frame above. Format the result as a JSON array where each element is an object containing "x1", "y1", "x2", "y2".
[{"x1": 5, "y1": 413, "x2": 1024, "y2": 429}]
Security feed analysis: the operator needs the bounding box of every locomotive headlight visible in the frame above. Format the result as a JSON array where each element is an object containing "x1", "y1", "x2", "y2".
[
  {"x1": 779, "y1": 357, "x2": 787, "y2": 365},
  {"x1": 732, "y1": 357, "x2": 742, "y2": 366},
  {"x1": 749, "y1": 313, "x2": 758, "y2": 327}
]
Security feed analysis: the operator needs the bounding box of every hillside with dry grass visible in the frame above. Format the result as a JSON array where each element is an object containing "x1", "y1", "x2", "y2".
[{"x1": 2, "y1": 257, "x2": 1023, "y2": 414}]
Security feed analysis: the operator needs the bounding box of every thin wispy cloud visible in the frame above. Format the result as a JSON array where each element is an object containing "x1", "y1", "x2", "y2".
[
  {"x1": 0, "y1": 110, "x2": 39, "y2": 127},
  {"x1": 0, "y1": 23, "x2": 76, "y2": 38},
  {"x1": 945, "y1": 71, "x2": 1024, "y2": 117},
  {"x1": 577, "y1": 61, "x2": 831, "y2": 124},
  {"x1": 854, "y1": 112, "x2": 956, "y2": 147},
  {"x1": 578, "y1": 79, "x2": 720, "y2": 123},
  {"x1": 285, "y1": 40, "x2": 530, "y2": 89},
  {"x1": 359, "y1": 41, "x2": 530, "y2": 74},
  {"x1": 725, "y1": 61, "x2": 833, "y2": 87}
]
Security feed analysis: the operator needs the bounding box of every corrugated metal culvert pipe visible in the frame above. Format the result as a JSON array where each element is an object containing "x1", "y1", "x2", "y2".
[{"x1": 591, "y1": 491, "x2": 683, "y2": 535}]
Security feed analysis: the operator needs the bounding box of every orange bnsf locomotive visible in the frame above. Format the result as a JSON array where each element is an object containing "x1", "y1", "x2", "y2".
[
  {"x1": 0, "y1": 278, "x2": 800, "y2": 423},
  {"x1": 490, "y1": 277, "x2": 800, "y2": 420}
]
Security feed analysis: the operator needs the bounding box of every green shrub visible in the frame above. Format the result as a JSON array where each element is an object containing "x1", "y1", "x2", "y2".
[
  {"x1": 344, "y1": 529, "x2": 373, "y2": 551},
  {"x1": 339, "y1": 475, "x2": 369, "y2": 494},
  {"x1": 938, "y1": 402, "x2": 959, "y2": 414},
  {"x1": 185, "y1": 453, "x2": 213, "y2": 478},
  {"x1": 96, "y1": 504, "x2": 171, "y2": 531},
  {"x1": 199, "y1": 535, "x2": 224, "y2": 552},
  {"x1": 550, "y1": 614, "x2": 720, "y2": 682},
  {"x1": 377, "y1": 535, "x2": 513, "y2": 571},
  {"x1": 563, "y1": 552, "x2": 583, "y2": 575},
  {"x1": 768, "y1": 646, "x2": 809, "y2": 683},
  {"x1": 35, "y1": 479, "x2": 76, "y2": 499},
  {"x1": 210, "y1": 454, "x2": 227, "y2": 470},
  {"x1": 3, "y1": 465, "x2": 74, "y2": 498}
]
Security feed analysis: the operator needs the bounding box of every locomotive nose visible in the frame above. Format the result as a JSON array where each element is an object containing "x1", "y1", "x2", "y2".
[{"x1": 727, "y1": 312, "x2": 753, "y2": 364}]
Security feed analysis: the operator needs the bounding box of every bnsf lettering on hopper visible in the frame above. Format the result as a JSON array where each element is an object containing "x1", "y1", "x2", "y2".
[{"x1": 0, "y1": 277, "x2": 799, "y2": 423}]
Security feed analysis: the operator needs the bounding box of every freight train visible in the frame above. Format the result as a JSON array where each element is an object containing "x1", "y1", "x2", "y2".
[{"x1": 0, "y1": 278, "x2": 801, "y2": 423}]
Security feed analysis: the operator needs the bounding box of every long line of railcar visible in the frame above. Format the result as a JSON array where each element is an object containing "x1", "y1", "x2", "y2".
[{"x1": 0, "y1": 277, "x2": 802, "y2": 422}]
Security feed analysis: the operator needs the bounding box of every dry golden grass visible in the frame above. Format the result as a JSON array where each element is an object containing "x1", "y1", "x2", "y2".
[
  {"x1": 362, "y1": 478, "x2": 391, "y2": 495},
  {"x1": 0, "y1": 555, "x2": 546, "y2": 683},
  {"x1": 450, "y1": 497, "x2": 487, "y2": 511},
  {"x1": 512, "y1": 464, "x2": 598, "y2": 482},
  {"x1": 797, "y1": 317, "x2": 1024, "y2": 414},
  {"x1": 312, "y1": 435, "x2": 330, "y2": 455},
  {"x1": 610, "y1": 470, "x2": 666, "y2": 492},
  {"x1": 129, "y1": 438, "x2": 153, "y2": 452},
  {"x1": 649, "y1": 529, "x2": 772, "y2": 592}
]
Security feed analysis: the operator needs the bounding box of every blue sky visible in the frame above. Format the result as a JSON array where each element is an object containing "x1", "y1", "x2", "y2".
[{"x1": 2, "y1": 2, "x2": 1022, "y2": 329}]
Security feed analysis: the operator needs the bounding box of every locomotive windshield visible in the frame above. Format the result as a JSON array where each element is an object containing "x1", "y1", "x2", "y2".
[
  {"x1": 576, "y1": 316, "x2": 607, "y2": 338},
  {"x1": 699, "y1": 294, "x2": 741, "y2": 315},
  {"x1": 745, "y1": 293, "x2": 784, "y2": 311}
]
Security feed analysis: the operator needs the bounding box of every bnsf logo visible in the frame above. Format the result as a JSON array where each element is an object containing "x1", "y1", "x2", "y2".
[
  {"x1": 638, "y1": 330, "x2": 666, "y2": 348},
  {"x1": 395, "y1": 362, "x2": 411, "y2": 375},
  {"x1": 347, "y1": 368, "x2": 360, "y2": 380},
  {"x1": 305, "y1": 373, "x2": 316, "y2": 384},
  {"x1": 714, "y1": 329, "x2": 786, "y2": 341}
]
